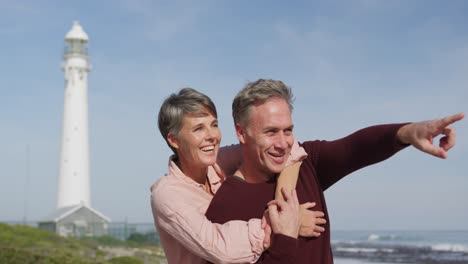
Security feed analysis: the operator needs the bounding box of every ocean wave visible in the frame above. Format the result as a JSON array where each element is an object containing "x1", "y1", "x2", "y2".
[
  {"x1": 335, "y1": 247, "x2": 394, "y2": 253},
  {"x1": 331, "y1": 239, "x2": 359, "y2": 245},
  {"x1": 366, "y1": 232, "x2": 424, "y2": 242},
  {"x1": 367, "y1": 233, "x2": 400, "y2": 241},
  {"x1": 432, "y1": 243, "x2": 468, "y2": 253},
  {"x1": 332, "y1": 241, "x2": 468, "y2": 263},
  {"x1": 332, "y1": 230, "x2": 468, "y2": 263}
]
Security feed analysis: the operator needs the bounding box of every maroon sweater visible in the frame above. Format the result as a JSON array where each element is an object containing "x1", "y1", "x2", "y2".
[{"x1": 205, "y1": 124, "x2": 408, "y2": 264}]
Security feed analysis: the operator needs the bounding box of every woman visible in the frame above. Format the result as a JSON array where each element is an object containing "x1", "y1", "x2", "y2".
[{"x1": 151, "y1": 88, "x2": 324, "y2": 263}]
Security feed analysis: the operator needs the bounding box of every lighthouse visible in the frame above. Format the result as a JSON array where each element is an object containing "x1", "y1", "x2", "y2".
[
  {"x1": 39, "y1": 22, "x2": 110, "y2": 238},
  {"x1": 57, "y1": 21, "x2": 91, "y2": 208}
]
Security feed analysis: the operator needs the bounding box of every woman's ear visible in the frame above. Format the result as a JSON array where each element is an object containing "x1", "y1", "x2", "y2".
[{"x1": 167, "y1": 133, "x2": 179, "y2": 149}]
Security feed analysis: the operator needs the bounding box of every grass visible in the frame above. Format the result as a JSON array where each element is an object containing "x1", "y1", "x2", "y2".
[{"x1": 0, "y1": 223, "x2": 166, "y2": 264}]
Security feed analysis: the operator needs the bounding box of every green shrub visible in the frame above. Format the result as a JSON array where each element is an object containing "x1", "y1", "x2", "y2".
[
  {"x1": 127, "y1": 232, "x2": 159, "y2": 246},
  {"x1": 108, "y1": 256, "x2": 143, "y2": 264},
  {"x1": 0, "y1": 223, "x2": 165, "y2": 264}
]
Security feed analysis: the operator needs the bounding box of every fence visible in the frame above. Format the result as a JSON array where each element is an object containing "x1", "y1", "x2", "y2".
[{"x1": 3, "y1": 221, "x2": 158, "y2": 241}]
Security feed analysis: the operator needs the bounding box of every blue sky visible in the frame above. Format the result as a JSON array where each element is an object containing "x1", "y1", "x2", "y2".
[{"x1": 1, "y1": 0, "x2": 467, "y2": 230}]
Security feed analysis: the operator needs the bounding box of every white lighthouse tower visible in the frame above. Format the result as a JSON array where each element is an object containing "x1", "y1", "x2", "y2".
[
  {"x1": 57, "y1": 21, "x2": 91, "y2": 208},
  {"x1": 39, "y1": 22, "x2": 109, "y2": 237}
]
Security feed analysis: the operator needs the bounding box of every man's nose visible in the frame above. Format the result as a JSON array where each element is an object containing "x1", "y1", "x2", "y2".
[{"x1": 275, "y1": 132, "x2": 289, "y2": 149}]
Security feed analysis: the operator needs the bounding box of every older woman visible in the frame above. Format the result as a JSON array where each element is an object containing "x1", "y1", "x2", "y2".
[{"x1": 151, "y1": 88, "x2": 324, "y2": 263}]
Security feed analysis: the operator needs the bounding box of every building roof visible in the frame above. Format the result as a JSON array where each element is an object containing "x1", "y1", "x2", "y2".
[
  {"x1": 65, "y1": 21, "x2": 89, "y2": 41},
  {"x1": 41, "y1": 204, "x2": 111, "y2": 223}
]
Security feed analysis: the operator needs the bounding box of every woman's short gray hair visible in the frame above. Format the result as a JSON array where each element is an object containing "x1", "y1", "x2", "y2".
[
  {"x1": 158, "y1": 88, "x2": 217, "y2": 153},
  {"x1": 232, "y1": 79, "x2": 294, "y2": 127}
]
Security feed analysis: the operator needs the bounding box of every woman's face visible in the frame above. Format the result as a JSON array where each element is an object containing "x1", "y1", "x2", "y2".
[{"x1": 169, "y1": 111, "x2": 221, "y2": 170}]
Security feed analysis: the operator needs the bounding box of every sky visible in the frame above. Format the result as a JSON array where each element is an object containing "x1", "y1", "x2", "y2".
[{"x1": 1, "y1": 0, "x2": 467, "y2": 230}]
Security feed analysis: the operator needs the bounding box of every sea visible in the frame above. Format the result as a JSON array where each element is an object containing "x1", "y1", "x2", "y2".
[{"x1": 331, "y1": 230, "x2": 468, "y2": 264}]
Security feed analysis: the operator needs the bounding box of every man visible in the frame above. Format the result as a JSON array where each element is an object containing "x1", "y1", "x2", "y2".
[{"x1": 205, "y1": 79, "x2": 464, "y2": 263}]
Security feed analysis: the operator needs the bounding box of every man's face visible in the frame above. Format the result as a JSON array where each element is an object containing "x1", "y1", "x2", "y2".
[{"x1": 236, "y1": 97, "x2": 294, "y2": 181}]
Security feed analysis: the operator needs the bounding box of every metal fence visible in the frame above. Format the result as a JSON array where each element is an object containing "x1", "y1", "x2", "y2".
[{"x1": 3, "y1": 221, "x2": 158, "y2": 241}]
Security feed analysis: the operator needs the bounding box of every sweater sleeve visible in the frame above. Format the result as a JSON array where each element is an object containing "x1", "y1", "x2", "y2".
[
  {"x1": 151, "y1": 182, "x2": 264, "y2": 263},
  {"x1": 217, "y1": 144, "x2": 243, "y2": 177},
  {"x1": 304, "y1": 123, "x2": 409, "y2": 190},
  {"x1": 255, "y1": 234, "x2": 298, "y2": 264}
]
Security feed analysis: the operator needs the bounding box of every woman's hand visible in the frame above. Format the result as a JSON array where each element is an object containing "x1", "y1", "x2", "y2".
[{"x1": 299, "y1": 202, "x2": 326, "y2": 237}]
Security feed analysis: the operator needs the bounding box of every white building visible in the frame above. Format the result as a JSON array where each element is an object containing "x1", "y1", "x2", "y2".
[{"x1": 39, "y1": 21, "x2": 110, "y2": 237}]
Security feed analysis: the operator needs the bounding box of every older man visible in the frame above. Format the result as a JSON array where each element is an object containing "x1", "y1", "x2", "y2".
[{"x1": 205, "y1": 79, "x2": 464, "y2": 263}]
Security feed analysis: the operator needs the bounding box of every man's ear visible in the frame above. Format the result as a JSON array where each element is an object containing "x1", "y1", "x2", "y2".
[
  {"x1": 235, "y1": 123, "x2": 246, "y2": 144},
  {"x1": 167, "y1": 133, "x2": 179, "y2": 150}
]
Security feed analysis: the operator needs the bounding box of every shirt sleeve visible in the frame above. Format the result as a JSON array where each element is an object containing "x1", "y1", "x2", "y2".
[
  {"x1": 217, "y1": 144, "x2": 243, "y2": 177},
  {"x1": 285, "y1": 139, "x2": 308, "y2": 166},
  {"x1": 255, "y1": 234, "x2": 298, "y2": 264},
  {"x1": 151, "y1": 183, "x2": 265, "y2": 263}
]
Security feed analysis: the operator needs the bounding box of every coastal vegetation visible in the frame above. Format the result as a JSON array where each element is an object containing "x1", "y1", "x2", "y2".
[{"x1": 0, "y1": 223, "x2": 166, "y2": 264}]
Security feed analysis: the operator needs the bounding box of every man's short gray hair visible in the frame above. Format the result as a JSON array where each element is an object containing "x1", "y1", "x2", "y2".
[
  {"x1": 232, "y1": 79, "x2": 294, "y2": 127},
  {"x1": 158, "y1": 88, "x2": 217, "y2": 153}
]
